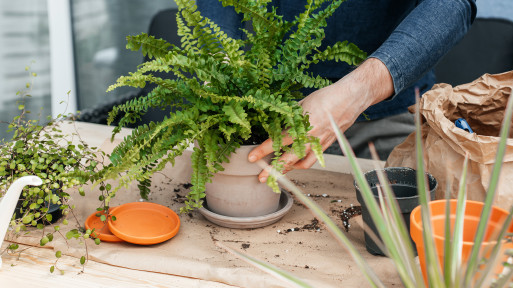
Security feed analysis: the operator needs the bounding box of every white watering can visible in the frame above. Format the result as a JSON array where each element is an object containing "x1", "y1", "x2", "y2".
[{"x1": 0, "y1": 176, "x2": 43, "y2": 269}]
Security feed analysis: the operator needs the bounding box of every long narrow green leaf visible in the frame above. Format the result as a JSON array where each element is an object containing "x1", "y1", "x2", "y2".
[
  {"x1": 414, "y1": 88, "x2": 444, "y2": 287},
  {"x1": 267, "y1": 162, "x2": 385, "y2": 287},
  {"x1": 369, "y1": 144, "x2": 424, "y2": 286},
  {"x1": 474, "y1": 206, "x2": 513, "y2": 287},
  {"x1": 327, "y1": 114, "x2": 408, "y2": 287},
  {"x1": 450, "y1": 154, "x2": 469, "y2": 287},
  {"x1": 464, "y1": 89, "x2": 513, "y2": 286},
  {"x1": 217, "y1": 242, "x2": 313, "y2": 288},
  {"x1": 375, "y1": 184, "x2": 420, "y2": 287},
  {"x1": 443, "y1": 181, "x2": 453, "y2": 287},
  {"x1": 493, "y1": 249, "x2": 513, "y2": 287}
]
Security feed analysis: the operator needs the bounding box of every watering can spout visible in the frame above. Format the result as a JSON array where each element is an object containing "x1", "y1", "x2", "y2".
[{"x1": 0, "y1": 176, "x2": 43, "y2": 269}]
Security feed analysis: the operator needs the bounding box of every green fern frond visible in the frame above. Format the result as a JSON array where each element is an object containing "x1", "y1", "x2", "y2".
[
  {"x1": 222, "y1": 102, "x2": 251, "y2": 139},
  {"x1": 274, "y1": 0, "x2": 348, "y2": 91},
  {"x1": 293, "y1": 73, "x2": 332, "y2": 89},
  {"x1": 107, "y1": 84, "x2": 183, "y2": 127},
  {"x1": 311, "y1": 40, "x2": 367, "y2": 66},
  {"x1": 126, "y1": 33, "x2": 173, "y2": 59},
  {"x1": 176, "y1": 0, "x2": 245, "y2": 64},
  {"x1": 184, "y1": 146, "x2": 208, "y2": 212}
]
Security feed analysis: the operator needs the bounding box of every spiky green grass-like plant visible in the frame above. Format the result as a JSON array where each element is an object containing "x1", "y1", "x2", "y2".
[{"x1": 220, "y1": 88, "x2": 513, "y2": 287}]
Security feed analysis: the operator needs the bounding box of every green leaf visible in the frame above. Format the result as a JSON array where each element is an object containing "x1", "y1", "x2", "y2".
[
  {"x1": 22, "y1": 214, "x2": 34, "y2": 224},
  {"x1": 40, "y1": 236, "x2": 49, "y2": 246},
  {"x1": 65, "y1": 231, "x2": 74, "y2": 240},
  {"x1": 222, "y1": 103, "x2": 251, "y2": 137}
]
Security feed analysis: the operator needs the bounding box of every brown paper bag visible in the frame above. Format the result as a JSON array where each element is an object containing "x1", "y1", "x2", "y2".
[{"x1": 386, "y1": 71, "x2": 513, "y2": 209}]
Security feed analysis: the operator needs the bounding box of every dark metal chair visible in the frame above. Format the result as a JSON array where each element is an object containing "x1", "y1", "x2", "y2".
[{"x1": 434, "y1": 18, "x2": 513, "y2": 86}]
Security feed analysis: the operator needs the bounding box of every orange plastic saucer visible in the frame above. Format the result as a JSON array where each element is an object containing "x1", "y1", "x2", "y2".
[
  {"x1": 107, "y1": 202, "x2": 180, "y2": 245},
  {"x1": 84, "y1": 208, "x2": 124, "y2": 243}
]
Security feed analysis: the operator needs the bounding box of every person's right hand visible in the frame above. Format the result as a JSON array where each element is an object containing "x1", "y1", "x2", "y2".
[{"x1": 248, "y1": 58, "x2": 395, "y2": 182}]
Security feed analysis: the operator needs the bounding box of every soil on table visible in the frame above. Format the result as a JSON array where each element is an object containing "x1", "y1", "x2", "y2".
[{"x1": 334, "y1": 205, "x2": 362, "y2": 232}]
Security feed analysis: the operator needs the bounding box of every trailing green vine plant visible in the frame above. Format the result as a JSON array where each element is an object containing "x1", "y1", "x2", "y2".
[
  {"x1": 100, "y1": 0, "x2": 366, "y2": 213},
  {"x1": 0, "y1": 66, "x2": 108, "y2": 273}
]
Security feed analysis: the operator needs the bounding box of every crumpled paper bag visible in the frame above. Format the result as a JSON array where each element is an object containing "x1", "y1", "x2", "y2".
[{"x1": 386, "y1": 71, "x2": 513, "y2": 209}]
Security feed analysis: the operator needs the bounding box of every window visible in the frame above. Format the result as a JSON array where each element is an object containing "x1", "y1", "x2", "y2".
[
  {"x1": 0, "y1": 0, "x2": 51, "y2": 140},
  {"x1": 0, "y1": 1, "x2": 178, "y2": 140},
  {"x1": 70, "y1": 0, "x2": 177, "y2": 110}
]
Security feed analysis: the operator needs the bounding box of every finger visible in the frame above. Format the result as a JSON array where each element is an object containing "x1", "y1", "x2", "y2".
[
  {"x1": 258, "y1": 167, "x2": 270, "y2": 183},
  {"x1": 292, "y1": 134, "x2": 336, "y2": 171},
  {"x1": 293, "y1": 151, "x2": 319, "y2": 170},
  {"x1": 248, "y1": 134, "x2": 294, "y2": 162},
  {"x1": 258, "y1": 150, "x2": 301, "y2": 182}
]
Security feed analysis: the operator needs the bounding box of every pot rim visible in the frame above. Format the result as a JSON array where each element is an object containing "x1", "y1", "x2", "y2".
[
  {"x1": 410, "y1": 199, "x2": 512, "y2": 246},
  {"x1": 354, "y1": 167, "x2": 438, "y2": 201}
]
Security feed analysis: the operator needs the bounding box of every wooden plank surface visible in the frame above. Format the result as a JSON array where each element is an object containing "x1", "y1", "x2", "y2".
[{"x1": 1, "y1": 243, "x2": 236, "y2": 288}]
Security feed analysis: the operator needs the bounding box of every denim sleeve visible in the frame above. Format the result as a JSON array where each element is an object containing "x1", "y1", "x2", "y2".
[
  {"x1": 370, "y1": 0, "x2": 477, "y2": 95},
  {"x1": 196, "y1": 0, "x2": 244, "y2": 39}
]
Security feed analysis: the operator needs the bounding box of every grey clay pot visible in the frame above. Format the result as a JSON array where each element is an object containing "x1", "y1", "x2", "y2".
[{"x1": 205, "y1": 145, "x2": 280, "y2": 217}]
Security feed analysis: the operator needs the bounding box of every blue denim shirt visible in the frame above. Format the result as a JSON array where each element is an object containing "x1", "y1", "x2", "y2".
[{"x1": 197, "y1": 0, "x2": 477, "y2": 121}]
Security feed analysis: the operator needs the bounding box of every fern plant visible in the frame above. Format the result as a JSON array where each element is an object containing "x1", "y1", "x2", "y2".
[{"x1": 100, "y1": 0, "x2": 366, "y2": 213}]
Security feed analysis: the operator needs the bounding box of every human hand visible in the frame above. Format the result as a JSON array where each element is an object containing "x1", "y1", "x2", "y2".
[{"x1": 248, "y1": 58, "x2": 394, "y2": 183}]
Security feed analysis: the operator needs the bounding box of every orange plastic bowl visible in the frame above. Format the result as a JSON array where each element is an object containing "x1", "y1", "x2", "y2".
[
  {"x1": 84, "y1": 208, "x2": 124, "y2": 243},
  {"x1": 108, "y1": 202, "x2": 180, "y2": 245}
]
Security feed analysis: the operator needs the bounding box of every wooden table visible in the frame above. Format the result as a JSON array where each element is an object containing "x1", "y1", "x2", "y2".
[{"x1": 1, "y1": 122, "x2": 395, "y2": 288}]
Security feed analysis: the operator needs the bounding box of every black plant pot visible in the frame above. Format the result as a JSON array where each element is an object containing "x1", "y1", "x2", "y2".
[
  {"x1": 354, "y1": 167, "x2": 437, "y2": 256},
  {"x1": 14, "y1": 198, "x2": 63, "y2": 224}
]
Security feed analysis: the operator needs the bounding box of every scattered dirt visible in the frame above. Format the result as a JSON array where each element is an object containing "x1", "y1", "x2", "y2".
[
  {"x1": 279, "y1": 219, "x2": 321, "y2": 234},
  {"x1": 291, "y1": 179, "x2": 307, "y2": 188},
  {"x1": 302, "y1": 219, "x2": 321, "y2": 231},
  {"x1": 181, "y1": 183, "x2": 193, "y2": 189},
  {"x1": 305, "y1": 193, "x2": 330, "y2": 198},
  {"x1": 241, "y1": 243, "x2": 250, "y2": 249},
  {"x1": 337, "y1": 205, "x2": 362, "y2": 232},
  {"x1": 172, "y1": 182, "x2": 192, "y2": 204}
]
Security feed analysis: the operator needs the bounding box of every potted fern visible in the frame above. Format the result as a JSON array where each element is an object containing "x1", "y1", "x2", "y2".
[{"x1": 99, "y1": 0, "x2": 366, "y2": 216}]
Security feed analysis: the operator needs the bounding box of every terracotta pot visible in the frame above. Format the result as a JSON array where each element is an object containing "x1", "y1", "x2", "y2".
[
  {"x1": 410, "y1": 199, "x2": 513, "y2": 285},
  {"x1": 205, "y1": 145, "x2": 280, "y2": 217}
]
